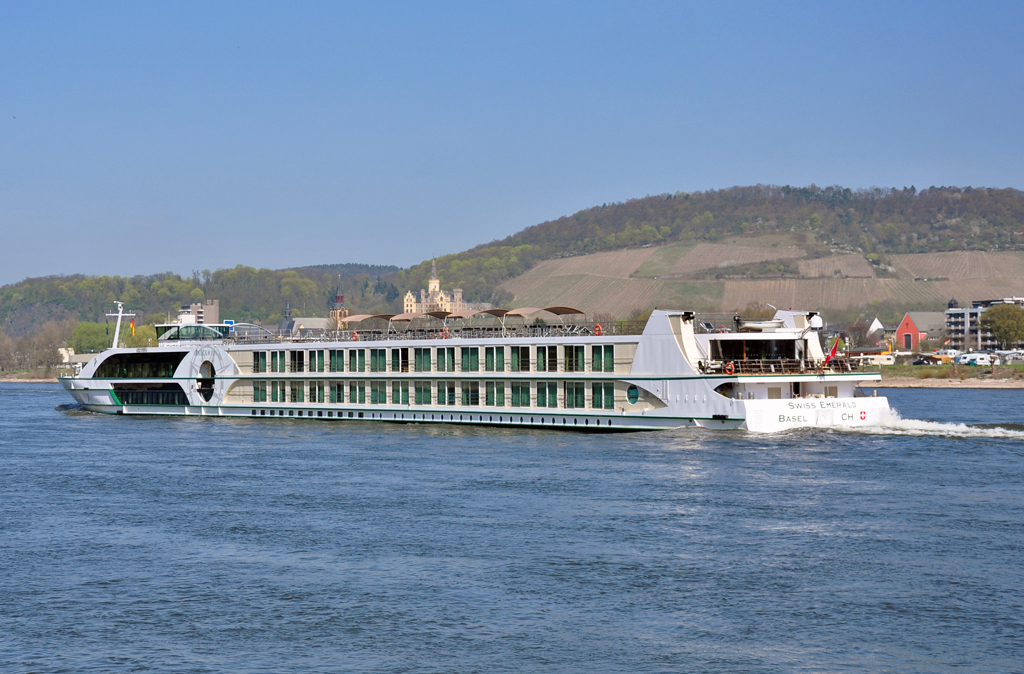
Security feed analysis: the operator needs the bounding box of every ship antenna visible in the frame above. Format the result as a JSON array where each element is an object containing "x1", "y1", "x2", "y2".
[{"x1": 105, "y1": 301, "x2": 136, "y2": 348}]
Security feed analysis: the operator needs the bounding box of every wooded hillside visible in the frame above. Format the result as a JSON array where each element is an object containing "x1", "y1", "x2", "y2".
[
  {"x1": 405, "y1": 185, "x2": 1024, "y2": 304},
  {"x1": 3, "y1": 184, "x2": 1023, "y2": 337},
  {"x1": 0, "y1": 263, "x2": 399, "y2": 336}
]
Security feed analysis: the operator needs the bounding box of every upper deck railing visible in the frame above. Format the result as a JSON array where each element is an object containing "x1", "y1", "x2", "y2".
[
  {"x1": 189, "y1": 320, "x2": 651, "y2": 345},
  {"x1": 698, "y1": 357, "x2": 867, "y2": 375}
]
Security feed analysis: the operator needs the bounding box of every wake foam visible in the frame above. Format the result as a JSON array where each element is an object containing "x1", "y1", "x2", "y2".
[{"x1": 843, "y1": 408, "x2": 1024, "y2": 439}]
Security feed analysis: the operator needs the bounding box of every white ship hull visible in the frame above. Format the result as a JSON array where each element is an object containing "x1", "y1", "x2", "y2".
[
  {"x1": 60, "y1": 309, "x2": 890, "y2": 433},
  {"x1": 60, "y1": 383, "x2": 889, "y2": 432}
]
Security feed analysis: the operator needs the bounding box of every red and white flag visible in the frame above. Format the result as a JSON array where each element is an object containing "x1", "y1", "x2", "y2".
[{"x1": 824, "y1": 336, "x2": 840, "y2": 365}]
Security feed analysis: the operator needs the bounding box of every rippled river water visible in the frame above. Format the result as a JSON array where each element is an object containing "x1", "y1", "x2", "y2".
[{"x1": 2, "y1": 383, "x2": 1023, "y2": 672}]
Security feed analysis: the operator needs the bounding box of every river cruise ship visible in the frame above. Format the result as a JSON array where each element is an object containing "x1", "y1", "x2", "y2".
[{"x1": 60, "y1": 306, "x2": 889, "y2": 432}]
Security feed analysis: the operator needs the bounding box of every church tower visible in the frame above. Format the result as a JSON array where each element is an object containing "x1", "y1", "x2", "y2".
[
  {"x1": 329, "y1": 274, "x2": 349, "y2": 328},
  {"x1": 427, "y1": 259, "x2": 440, "y2": 294}
]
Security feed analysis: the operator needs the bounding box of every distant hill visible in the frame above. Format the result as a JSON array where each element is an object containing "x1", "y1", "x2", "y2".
[
  {"x1": 4, "y1": 184, "x2": 1023, "y2": 334},
  {"x1": 0, "y1": 263, "x2": 400, "y2": 336},
  {"x1": 398, "y1": 184, "x2": 1024, "y2": 308},
  {"x1": 498, "y1": 236, "x2": 1024, "y2": 324}
]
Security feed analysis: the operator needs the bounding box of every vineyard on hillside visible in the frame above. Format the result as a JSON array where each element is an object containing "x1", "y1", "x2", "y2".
[
  {"x1": 888, "y1": 251, "x2": 1024, "y2": 280},
  {"x1": 797, "y1": 255, "x2": 875, "y2": 278}
]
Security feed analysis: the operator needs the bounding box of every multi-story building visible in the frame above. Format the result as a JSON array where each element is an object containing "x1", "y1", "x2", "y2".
[
  {"x1": 403, "y1": 261, "x2": 467, "y2": 314},
  {"x1": 945, "y1": 297, "x2": 1024, "y2": 351},
  {"x1": 177, "y1": 299, "x2": 219, "y2": 325}
]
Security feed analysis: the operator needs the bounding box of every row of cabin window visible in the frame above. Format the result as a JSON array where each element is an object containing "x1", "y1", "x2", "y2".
[
  {"x1": 251, "y1": 380, "x2": 616, "y2": 409},
  {"x1": 252, "y1": 345, "x2": 616, "y2": 374}
]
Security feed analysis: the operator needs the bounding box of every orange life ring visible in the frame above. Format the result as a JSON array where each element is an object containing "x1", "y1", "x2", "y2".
[
  {"x1": 724, "y1": 361, "x2": 735, "y2": 375},
  {"x1": 441, "y1": 328, "x2": 450, "y2": 339},
  {"x1": 351, "y1": 332, "x2": 359, "y2": 341},
  {"x1": 594, "y1": 324, "x2": 603, "y2": 336}
]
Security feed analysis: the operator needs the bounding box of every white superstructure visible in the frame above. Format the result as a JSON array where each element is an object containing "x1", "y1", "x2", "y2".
[{"x1": 59, "y1": 309, "x2": 889, "y2": 432}]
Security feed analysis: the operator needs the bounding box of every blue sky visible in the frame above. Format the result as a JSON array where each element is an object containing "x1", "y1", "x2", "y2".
[{"x1": 1, "y1": 1, "x2": 1021, "y2": 284}]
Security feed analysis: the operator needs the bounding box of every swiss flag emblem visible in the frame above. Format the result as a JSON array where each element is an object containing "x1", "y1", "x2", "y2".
[{"x1": 860, "y1": 411, "x2": 866, "y2": 420}]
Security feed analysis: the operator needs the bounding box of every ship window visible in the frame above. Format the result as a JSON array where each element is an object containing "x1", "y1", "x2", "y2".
[
  {"x1": 290, "y1": 351, "x2": 305, "y2": 373},
  {"x1": 592, "y1": 345, "x2": 614, "y2": 372},
  {"x1": 626, "y1": 385, "x2": 639, "y2": 405},
  {"x1": 414, "y1": 348, "x2": 431, "y2": 372},
  {"x1": 391, "y1": 348, "x2": 410, "y2": 373},
  {"x1": 485, "y1": 347, "x2": 504, "y2": 372},
  {"x1": 485, "y1": 381, "x2": 505, "y2": 406},
  {"x1": 437, "y1": 347, "x2": 456, "y2": 373},
  {"x1": 535, "y1": 346, "x2": 558, "y2": 372},
  {"x1": 461, "y1": 381, "x2": 480, "y2": 406},
  {"x1": 564, "y1": 382, "x2": 585, "y2": 408},
  {"x1": 253, "y1": 352, "x2": 267, "y2": 373},
  {"x1": 309, "y1": 350, "x2": 325, "y2": 373},
  {"x1": 96, "y1": 352, "x2": 187, "y2": 379},
  {"x1": 565, "y1": 346, "x2": 585, "y2": 372},
  {"x1": 511, "y1": 382, "x2": 530, "y2": 407},
  {"x1": 110, "y1": 382, "x2": 188, "y2": 405},
  {"x1": 711, "y1": 339, "x2": 796, "y2": 361},
  {"x1": 392, "y1": 381, "x2": 409, "y2": 405},
  {"x1": 414, "y1": 381, "x2": 431, "y2": 405},
  {"x1": 510, "y1": 346, "x2": 530, "y2": 372},
  {"x1": 329, "y1": 350, "x2": 344, "y2": 372},
  {"x1": 461, "y1": 347, "x2": 479, "y2": 372},
  {"x1": 168, "y1": 324, "x2": 228, "y2": 340},
  {"x1": 592, "y1": 382, "x2": 614, "y2": 409},
  {"x1": 536, "y1": 382, "x2": 558, "y2": 408},
  {"x1": 437, "y1": 380, "x2": 456, "y2": 405},
  {"x1": 350, "y1": 349, "x2": 366, "y2": 372},
  {"x1": 370, "y1": 349, "x2": 387, "y2": 372}
]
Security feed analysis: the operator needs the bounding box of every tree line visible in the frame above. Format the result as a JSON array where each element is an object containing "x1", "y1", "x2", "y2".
[
  {"x1": 3, "y1": 184, "x2": 1023, "y2": 341},
  {"x1": 400, "y1": 184, "x2": 1024, "y2": 303}
]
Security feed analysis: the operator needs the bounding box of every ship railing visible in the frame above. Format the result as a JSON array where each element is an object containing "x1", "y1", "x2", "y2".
[
  {"x1": 702, "y1": 357, "x2": 866, "y2": 375},
  {"x1": 227, "y1": 320, "x2": 648, "y2": 344}
]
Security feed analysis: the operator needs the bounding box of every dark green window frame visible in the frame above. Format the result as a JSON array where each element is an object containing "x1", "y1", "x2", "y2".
[
  {"x1": 484, "y1": 347, "x2": 505, "y2": 372},
  {"x1": 437, "y1": 347, "x2": 456, "y2": 373},
  {"x1": 414, "y1": 348, "x2": 431, "y2": 372},
  {"x1": 437, "y1": 380, "x2": 456, "y2": 405},
  {"x1": 350, "y1": 349, "x2": 366, "y2": 373},
  {"x1": 461, "y1": 381, "x2": 480, "y2": 406},
  {"x1": 370, "y1": 349, "x2": 387, "y2": 373},
  {"x1": 511, "y1": 381, "x2": 530, "y2": 407},
  {"x1": 536, "y1": 381, "x2": 558, "y2": 408}
]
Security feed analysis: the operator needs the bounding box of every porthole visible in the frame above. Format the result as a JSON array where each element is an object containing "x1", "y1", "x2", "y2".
[{"x1": 627, "y1": 385, "x2": 640, "y2": 404}]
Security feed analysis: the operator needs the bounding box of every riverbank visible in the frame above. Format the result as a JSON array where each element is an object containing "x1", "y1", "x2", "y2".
[
  {"x1": 867, "y1": 377, "x2": 1024, "y2": 389},
  {"x1": 867, "y1": 364, "x2": 1024, "y2": 388},
  {"x1": 0, "y1": 377, "x2": 59, "y2": 383}
]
